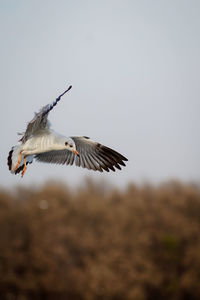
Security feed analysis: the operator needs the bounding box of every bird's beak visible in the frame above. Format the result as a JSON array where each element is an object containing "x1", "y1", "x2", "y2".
[{"x1": 73, "y1": 150, "x2": 79, "y2": 157}]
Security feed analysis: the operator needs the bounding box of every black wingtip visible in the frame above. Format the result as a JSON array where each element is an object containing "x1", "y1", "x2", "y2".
[
  {"x1": 14, "y1": 160, "x2": 32, "y2": 175},
  {"x1": 7, "y1": 148, "x2": 14, "y2": 171},
  {"x1": 58, "y1": 85, "x2": 72, "y2": 99},
  {"x1": 65, "y1": 85, "x2": 72, "y2": 93}
]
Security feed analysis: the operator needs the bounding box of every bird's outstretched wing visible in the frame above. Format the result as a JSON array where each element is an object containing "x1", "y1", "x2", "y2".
[
  {"x1": 35, "y1": 136, "x2": 128, "y2": 172},
  {"x1": 20, "y1": 86, "x2": 72, "y2": 143}
]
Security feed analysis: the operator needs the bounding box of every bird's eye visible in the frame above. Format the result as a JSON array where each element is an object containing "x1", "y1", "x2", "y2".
[
  {"x1": 70, "y1": 144, "x2": 73, "y2": 148},
  {"x1": 65, "y1": 142, "x2": 68, "y2": 146}
]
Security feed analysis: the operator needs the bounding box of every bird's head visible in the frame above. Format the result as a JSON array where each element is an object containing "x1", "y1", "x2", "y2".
[{"x1": 65, "y1": 140, "x2": 79, "y2": 156}]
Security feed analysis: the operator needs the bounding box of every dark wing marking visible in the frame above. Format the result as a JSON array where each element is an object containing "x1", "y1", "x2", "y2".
[
  {"x1": 13, "y1": 161, "x2": 33, "y2": 175},
  {"x1": 35, "y1": 136, "x2": 128, "y2": 172},
  {"x1": 7, "y1": 148, "x2": 33, "y2": 175},
  {"x1": 20, "y1": 86, "x2": 72, "y2": 143},
  {"x1": 7, "y1": 148, "x2": 14, "y2": 171}
]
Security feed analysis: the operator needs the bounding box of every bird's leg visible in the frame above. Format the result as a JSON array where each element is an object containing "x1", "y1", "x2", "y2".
[
  {"x1": 14, "y1": 151, "x2": 22, "y2": 171},
  {"x1": 21, "y1": 157, "x2": 27, "y2": 178}
]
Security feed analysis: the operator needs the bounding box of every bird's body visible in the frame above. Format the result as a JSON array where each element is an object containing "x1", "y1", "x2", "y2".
[
  {"x1": 20, "y1": 130, "x2": 72, "y2": 155},
  {"x1": 8, "y1": 86, "x2": 128, "y2": 177}
]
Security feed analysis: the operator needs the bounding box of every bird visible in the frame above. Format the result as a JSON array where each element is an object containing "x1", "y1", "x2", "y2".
[{"x1": 7, "y1": 85, "x2": 128, "y2": 177}]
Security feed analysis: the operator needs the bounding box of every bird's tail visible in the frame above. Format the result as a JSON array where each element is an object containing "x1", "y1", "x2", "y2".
[{"x1": 7, "y1": 145, "x2": 33, "y2": 175}]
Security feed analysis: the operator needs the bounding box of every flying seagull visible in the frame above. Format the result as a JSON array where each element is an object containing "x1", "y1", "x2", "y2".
[{"x1": 7, "y1": 86, "x2": 128, "y2": 177}]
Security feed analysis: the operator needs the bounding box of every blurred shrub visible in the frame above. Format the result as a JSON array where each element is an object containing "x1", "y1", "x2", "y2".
[{"x1": 0, "y1": 180, "x2": 199, "y2": 300}]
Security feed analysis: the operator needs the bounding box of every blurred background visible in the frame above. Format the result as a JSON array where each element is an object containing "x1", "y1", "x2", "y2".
[
  {"x1": 0, "y1": 0, "x2": 200, "y2": 299},
  {"x1": 1, "y1": 0, "x2": 200, "y2": 187}
]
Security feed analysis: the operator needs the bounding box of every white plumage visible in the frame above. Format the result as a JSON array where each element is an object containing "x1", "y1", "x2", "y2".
[{"x1": 7, "y1": 86, "x2": 128, "y2": 177}]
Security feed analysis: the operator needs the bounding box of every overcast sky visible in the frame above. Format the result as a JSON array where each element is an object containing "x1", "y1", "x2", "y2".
[{"x1": 0, "y1": 0, "x2": 200, "y2": 188}]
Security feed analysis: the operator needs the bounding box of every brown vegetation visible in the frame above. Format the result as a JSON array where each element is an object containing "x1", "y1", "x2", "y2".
[{"x1": 0, "y1": 180, "x2": 200, "y2": 300}]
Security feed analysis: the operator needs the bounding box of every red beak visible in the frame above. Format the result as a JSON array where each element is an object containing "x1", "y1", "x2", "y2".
[{"x1": 73, "y1": 150, "x2": 79, "y2": 156}]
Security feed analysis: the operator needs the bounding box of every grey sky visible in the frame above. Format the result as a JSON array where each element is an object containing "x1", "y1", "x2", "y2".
[{"x1": 0, "y1": 0, "x2": 200, "y2": 187}]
